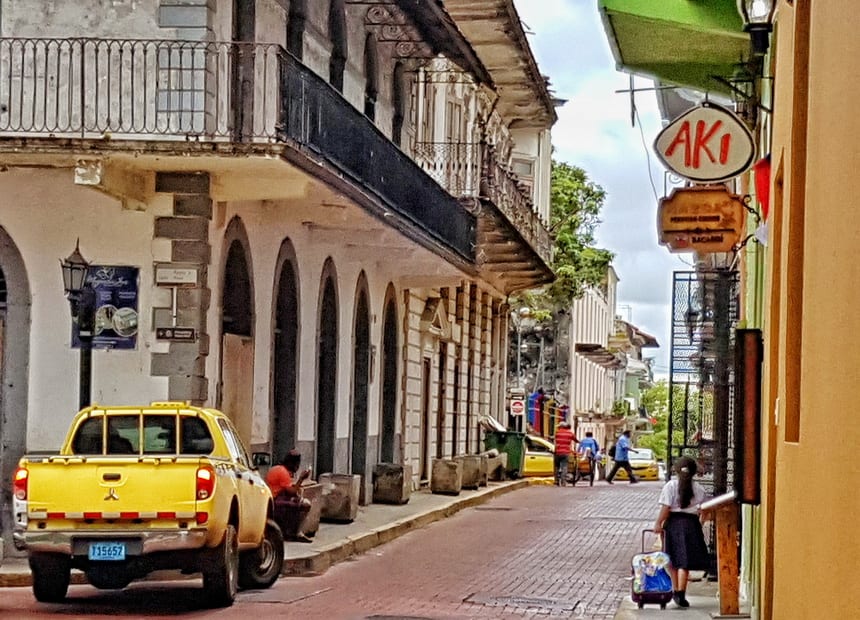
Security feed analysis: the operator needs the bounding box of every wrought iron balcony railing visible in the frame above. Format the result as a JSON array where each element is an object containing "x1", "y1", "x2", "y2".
[
  {"x1": 414, "y1": 140, "x2": 552, "y2": 263},
  {"x1": 0, "y1": 37, "x2": 474, "y2": 259}
]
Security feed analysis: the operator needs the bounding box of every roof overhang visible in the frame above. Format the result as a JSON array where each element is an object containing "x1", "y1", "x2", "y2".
[
  {"x1": 598, "y1": 0, "x2": 749, "y2": 97},
  {"x1": 575, "y1": 343, "x2": 624, "y2": 370}
]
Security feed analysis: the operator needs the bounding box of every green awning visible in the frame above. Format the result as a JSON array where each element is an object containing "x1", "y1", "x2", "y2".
[{"x1": 599, "y1": 0, "x2": 749, "y2": 96}]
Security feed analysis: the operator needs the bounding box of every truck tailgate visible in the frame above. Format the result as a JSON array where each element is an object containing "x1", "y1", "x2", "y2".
[{"x1": 24, "y1": 456, "x2": 204, "y2": 519}]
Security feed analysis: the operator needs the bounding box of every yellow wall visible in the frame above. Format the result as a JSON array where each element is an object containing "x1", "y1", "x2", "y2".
[{"x1": 763, "y1": 2, "x2": 860, "y2": 616}]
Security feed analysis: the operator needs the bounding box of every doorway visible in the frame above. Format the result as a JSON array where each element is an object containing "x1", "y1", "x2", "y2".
[
  {"x1": 232, "y1": 0, "x2": 256, "y2": 140},
  {"x1": 435, "y1": 342, "x2": 447, "y2": 459},
  {"x1": 351, "y1": 286, "x2": 370, "y2": 480},
  {"x1": 316, "y1": 268, "x2": 338, "y2": 475},
  {"x1": 272, "y1": 248, "x2": 298, "y2": 461},
  {"x1": 380, "y1": 292, "x2": 398, "y2": 462},
  {"x1": 419, "y1": 357, "x2": 431, "y2": 481}
]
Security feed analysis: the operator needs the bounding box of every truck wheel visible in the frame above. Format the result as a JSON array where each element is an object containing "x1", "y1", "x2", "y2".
[
  {"x1": 202, "y1": 524, "x2": 239, "y2": 607},
  {"x1": 239, "y1": 519, "x2": 284, "y2": 589},
  {"x1": 30, "y1": 553, "x2": 70, "y2": 603}
]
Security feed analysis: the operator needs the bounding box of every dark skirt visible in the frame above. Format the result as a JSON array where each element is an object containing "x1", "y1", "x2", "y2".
[{"x1": 664, "y1": 512, "x2": 710, "y2": 570}]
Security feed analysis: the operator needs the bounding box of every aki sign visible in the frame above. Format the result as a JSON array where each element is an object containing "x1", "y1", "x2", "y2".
[{"x1": 654, "y1": 102, "x2": 755, "y2": 183}]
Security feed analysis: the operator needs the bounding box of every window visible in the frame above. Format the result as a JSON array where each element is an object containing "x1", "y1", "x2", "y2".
[
  {"x1": 181, "y1": 416, "x2": 214, "y2": 454},
  {"x1": 72, "y1": 417, "x2": 103, "y2": 454},
  {"x1": 107, "y1": 416, "x2": 138, "y2": 454},
  {"x1": 143, "y1": 415, "x2": 176, "y2": 454}
]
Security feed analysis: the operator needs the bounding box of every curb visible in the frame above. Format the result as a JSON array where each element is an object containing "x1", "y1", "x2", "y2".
[
  {"x1": 1, "y1": 478, "x2": 533, "y2": 586},
  {"x1": 282, "y1": 478, "x2": 531, "y2": 576}
]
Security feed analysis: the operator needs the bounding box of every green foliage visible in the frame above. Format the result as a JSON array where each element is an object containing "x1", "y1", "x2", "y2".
[
  {"x1": 639, "y1": 380, "x2": 712, "y2": 462},
  {"x1": 510, "y1": 161, "x2": 614, "y2": 313}
]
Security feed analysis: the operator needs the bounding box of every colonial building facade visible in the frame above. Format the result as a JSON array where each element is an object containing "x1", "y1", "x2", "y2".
[{"x1": 0, "y1": 0, "x2": 556, "y2": 547}]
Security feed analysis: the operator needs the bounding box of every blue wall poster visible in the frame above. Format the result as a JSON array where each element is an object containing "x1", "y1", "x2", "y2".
[{"x1": 72, "y1": 265, "x2": 140, "y2": 350}]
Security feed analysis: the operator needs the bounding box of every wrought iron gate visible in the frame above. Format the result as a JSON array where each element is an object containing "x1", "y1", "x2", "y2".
[{"x1": 667, "y1": 269, "x2": 740, "y2": 496}]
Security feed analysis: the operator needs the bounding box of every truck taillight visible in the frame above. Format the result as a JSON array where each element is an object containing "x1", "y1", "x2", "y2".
[
  {"x1": 13, "y1": 467, "x2": 28, "y2": 500},
  {"x1": 196, "y1": 466, "x2": 215, "y2": 500}
]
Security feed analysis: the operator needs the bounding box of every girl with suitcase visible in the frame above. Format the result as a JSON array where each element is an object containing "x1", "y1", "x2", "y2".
[{"x1": 653, "y1": 456, "x2": 710, "y2": 608}]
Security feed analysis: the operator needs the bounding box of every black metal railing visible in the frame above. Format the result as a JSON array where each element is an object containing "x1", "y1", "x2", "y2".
[
  {"x1": 413, "y1": 140, "x2": 552, "y2": 264},
  {"x1": 0, "y1": 37, "x2": 475, "y2": 258}
]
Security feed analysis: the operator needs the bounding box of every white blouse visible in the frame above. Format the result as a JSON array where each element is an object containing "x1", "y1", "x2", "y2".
[{"x1": 658, "y1": 479, "x2": 707, "y2": 515}]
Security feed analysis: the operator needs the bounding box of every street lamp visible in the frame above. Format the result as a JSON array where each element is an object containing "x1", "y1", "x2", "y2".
[
  {"x1": 737, "y1": 0, "x2": 776, "y2": 57},
  {"x1": 512, "y1": 307, "x2": 532, "y2": 389},
  {"x1": 61, "y1": 241, "x2": 96, "y2": 409}
]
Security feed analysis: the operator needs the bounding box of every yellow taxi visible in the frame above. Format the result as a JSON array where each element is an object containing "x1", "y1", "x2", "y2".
[
  {"x1": 522, "y1": 435, "x2": 556, "y2": 477},
  {"x1": 613, "y1": 447, "x2": 660, "y2": 481}
]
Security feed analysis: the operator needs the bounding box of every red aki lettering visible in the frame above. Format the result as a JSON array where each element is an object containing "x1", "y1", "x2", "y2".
[{"x1": 663, "y1": 120, "x2": 732, "y2": 169}]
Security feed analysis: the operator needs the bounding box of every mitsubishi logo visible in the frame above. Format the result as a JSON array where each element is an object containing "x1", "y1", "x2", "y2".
[{"x1": 104, "y1": 488, "x2": 120, "y2": 501}]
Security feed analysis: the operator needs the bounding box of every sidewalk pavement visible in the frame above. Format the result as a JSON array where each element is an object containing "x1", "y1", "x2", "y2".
[{"x1": 0, "y1": 477, "x2": 749, "y2": 619}]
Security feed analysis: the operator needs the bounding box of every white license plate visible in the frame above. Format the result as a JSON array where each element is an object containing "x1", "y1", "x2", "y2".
[{"x1": 88, "y1": 542, "x2": 126, "y2": 561}]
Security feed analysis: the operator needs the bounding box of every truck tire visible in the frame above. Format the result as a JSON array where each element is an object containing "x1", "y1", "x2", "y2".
[
  {"x1": 202, "y1": 524, "x2": 239, "y2": 607},
  {"x1": 238, "y1": 519, "x2": 284, "y2": 589},
  {"x1": 30, "y1": 553, "x2": 70, "y2": 603}
]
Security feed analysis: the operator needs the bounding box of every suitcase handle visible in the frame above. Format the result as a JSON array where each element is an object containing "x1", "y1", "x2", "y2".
[{"x1": 641, "y1": 528, "x2": 663, "y2": 553}]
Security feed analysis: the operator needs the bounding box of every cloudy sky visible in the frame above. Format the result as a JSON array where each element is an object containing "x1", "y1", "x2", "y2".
[{"x1": 514, "y1": 0, "x2": 690, "y2": 376}]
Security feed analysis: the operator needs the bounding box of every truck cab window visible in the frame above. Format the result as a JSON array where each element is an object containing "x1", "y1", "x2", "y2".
[
  {"x1": 71, "y1": 417, "x2": 103, "y2": 454},
  {"x1": 107, "y1": 415, "x2": 137, "y2": 454}
]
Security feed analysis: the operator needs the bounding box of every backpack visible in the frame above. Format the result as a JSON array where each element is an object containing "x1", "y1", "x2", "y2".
[{"x1": 608, "y1": 444, "x2": 616, "y2": 458}]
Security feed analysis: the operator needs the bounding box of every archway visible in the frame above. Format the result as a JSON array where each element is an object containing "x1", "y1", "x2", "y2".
[
  {"x1": 350, "y1": 277, "x2": 370, "y2": 481},
  {"x1": 379, "y1": 286, "x2": 398, "y2": 462},
  {"x1": 271, "y1": 240, "x2": 299, "y2": 461},
  {"x1": 220, "y1": 218, "x2": 255, "y2": 447},
  {"x1": 316, "y1": 261, "x2": 338, "y2": 474}
]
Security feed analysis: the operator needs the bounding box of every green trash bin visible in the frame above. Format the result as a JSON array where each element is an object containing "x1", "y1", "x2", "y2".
[{"x1": 483, "y1": 430, "x2": 526, "y2": 479}]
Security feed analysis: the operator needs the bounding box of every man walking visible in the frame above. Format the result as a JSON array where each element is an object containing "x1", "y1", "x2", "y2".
[
  {"x1": 606, "y1": 429, "x2": 639, "y2": 484},
  {"x1": 553, "y1": 422, "x2": 577, "y2": 486}
]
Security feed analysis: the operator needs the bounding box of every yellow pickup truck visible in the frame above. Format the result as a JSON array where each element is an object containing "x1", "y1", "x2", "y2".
[{"x1": 12, "y1": 402, "x2": 283, "y2": 606}]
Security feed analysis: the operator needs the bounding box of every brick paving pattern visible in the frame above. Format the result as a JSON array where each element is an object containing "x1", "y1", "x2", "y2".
[{"x1": 247, "y1": 480, "x2": 663, "y2": 619}]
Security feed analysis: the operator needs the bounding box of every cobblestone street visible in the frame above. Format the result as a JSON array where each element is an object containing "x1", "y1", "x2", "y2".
[{"x1": 259, "y1": 480, "x2": 662, "y2": 619}]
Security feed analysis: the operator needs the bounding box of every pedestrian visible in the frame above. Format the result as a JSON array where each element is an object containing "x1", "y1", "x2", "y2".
[
  {"x1": 266, "y1": 449, "x2": 313, "y2": 542},
  {"x1": 605, "y1": 429, "x2": 639, "y2": 484},
  {"x1": 578, "y1": 431, "x2": 600, "y2": 461},
  {"x1": 653, "y1": 456, "x2": 710, "y2": 608},
  {"x1": 553, "y1": 421, "x2": 577, "y2": 486}
]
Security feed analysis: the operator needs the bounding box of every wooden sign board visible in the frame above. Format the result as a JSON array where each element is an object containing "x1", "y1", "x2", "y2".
[{"x1": 658, "y1": 186, "x2": 745, "y2": 254}]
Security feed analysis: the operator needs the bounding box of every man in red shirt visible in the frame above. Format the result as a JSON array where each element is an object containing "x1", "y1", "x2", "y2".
[
  {"x1": 266, "y1": 449, "x2": 312, "y2": 541},
  {"x1": 553, "y1": 422, "x2": 578, "y2": 486}
]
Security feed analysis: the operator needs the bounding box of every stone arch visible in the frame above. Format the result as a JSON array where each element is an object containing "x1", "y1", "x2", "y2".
[
  {"x1": 219, "y1": 217, "x2": 255, "y2": 445},
  {"x1": 379, "y1": 283, "x2": 398, "y2": 463},
  {"x1": 315, "y1": 258, "x2": 339, "y2": 474},
  {"x1": 350, "y1": 272, "x2": 371, "y2": 483},
  {"x1": 270, "y1": 238, "x2": 300, "y2": 461},
  {"x1": 0, "y1": 228, "x2": 29, "y2": 549}
]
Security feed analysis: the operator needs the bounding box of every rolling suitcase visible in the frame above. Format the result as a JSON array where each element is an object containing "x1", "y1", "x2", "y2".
[{"x1": 631, "y1": 529, "x2": 674, "y2": 609}]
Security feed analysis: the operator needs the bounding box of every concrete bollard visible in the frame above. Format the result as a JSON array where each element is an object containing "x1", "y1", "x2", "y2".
[
  {"x1": 319, "y1": 473, "x2": 361, "y2": 523},
  {"x1": 430, "y1": 458, "x2": 462, "y2": 495},
  {"x1": 456, "y1": 455, "x2": 483, "y2": 490},
  {"x1": 372, "y1": 463, "x2": 412, "y2": 504}
]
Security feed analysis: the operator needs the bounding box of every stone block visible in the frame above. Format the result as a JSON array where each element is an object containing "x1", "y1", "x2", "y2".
[
  {"x1": 479, "y1": 454, "x2": 489, "y2": 486},
  {"x1": 456, "y1": 455, "x2": 483, "y2": 490},
  {"x1": 372, "y1": 463, "x2": 412, "y2": 505},
  {"x1": 319, "y1": 473, "x2": 361, "y2": 523},
  {"x1": 485, "y1": 452, "x2": 508, "y2": 481},
  {"x1": 430, "y1": 458, "x2": 462, "y2": 496},
  {"x1": 299, "y1": 481, "x2": 323, "y2": 536}
]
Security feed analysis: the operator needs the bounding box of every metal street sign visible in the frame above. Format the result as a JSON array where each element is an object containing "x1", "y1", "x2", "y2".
[
  {"x1": 155, "y1": 264, "x2": 199, "y2": 287},
  {"x1": 654, "y1": 102, "x2": 755, "y2": 183},
  {"x1": 155, "y1": 327, "x2": 197, "y2": 342},
  {"x1": 510, "y1": 399, "x2": 526, "y2": 416}
]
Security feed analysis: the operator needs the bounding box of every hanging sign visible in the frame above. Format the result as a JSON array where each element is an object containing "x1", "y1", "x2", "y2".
[
  {"x1": 72, "y1": 266, "x2": 140, "y2": 350},
  {"x1": 654, "y1": 102, "x2": 755, "y2": 183},
  {"x1": 658, "y1": 186, "x2": 746, "y2": 253}
]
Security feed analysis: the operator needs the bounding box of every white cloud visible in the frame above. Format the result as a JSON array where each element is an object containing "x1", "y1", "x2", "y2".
[{"x1": 514, "y1": 0, "x2": 679, "y2": 374}]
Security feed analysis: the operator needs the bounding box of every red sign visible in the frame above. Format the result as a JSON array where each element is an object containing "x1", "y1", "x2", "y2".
[
  {"x1": 654, "y1": 102, "x2": 755, "y2": 183},
  {"x1": 510, "y1": 399, "x2": 525, "y2": 416}
]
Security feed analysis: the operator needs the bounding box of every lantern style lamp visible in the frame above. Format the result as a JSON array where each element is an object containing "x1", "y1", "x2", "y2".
[
  {"x1": 737, "y1": 0, "x2": 776, "y2": 57},
  {"x1": 60, "y1": 240, "x2": 96, "y2": 409}
]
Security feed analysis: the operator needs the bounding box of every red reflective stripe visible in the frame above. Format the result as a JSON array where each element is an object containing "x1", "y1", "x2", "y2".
[
  {"x1": 120, "y1": 512, "x2": 139, "y2": 519},
  {"x1": 83, "y1": 512, "x2": 101, "y2": 519},
  {"x1": 157, "y1": 512, "x2": 176, "y2": 519},
  {"x1": 46, "y1": 512, "x2": 64, "y2": 520}
]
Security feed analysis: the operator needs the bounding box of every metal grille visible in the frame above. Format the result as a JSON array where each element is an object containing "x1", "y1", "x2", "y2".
[{"x1": 667, "y1": 270, "x2": 739, "y2": 566}]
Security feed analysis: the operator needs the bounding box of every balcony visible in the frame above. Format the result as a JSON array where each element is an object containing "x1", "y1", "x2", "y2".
[
  {"x1": 0, "y1": 37, "x2": 475, "y2": 261},
  {"x1": 413, "y1": 140, "x2": 552, "y2": 289}
]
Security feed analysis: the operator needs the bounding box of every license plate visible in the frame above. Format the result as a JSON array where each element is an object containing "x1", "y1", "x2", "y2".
[{"x1": 88, "y1": 542, "x2": 126, "y2": 561}]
